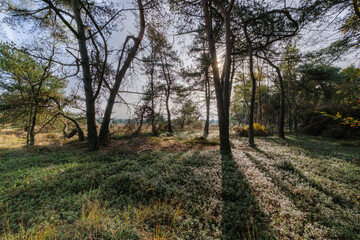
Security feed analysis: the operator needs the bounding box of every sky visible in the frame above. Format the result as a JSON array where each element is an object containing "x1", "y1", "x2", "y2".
[{"x1": 0, "y1": 0, "x2": 359, "y2": 120}]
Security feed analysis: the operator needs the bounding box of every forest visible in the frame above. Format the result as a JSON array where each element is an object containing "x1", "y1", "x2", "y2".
[{"x1": 0, "y1": 0, "x2": 360, "y2": 239}]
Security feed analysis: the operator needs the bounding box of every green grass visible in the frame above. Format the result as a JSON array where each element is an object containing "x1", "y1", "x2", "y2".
[
  {"x1": 1, "y1": 131, "x2": 360, "y2": 239},
  {"x1": 0, "y1": 143, "x2": 228, "y2": 239}
]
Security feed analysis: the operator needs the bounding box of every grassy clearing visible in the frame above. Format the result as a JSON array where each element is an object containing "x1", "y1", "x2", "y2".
[
  {"x1": 1, "y1": 129, "x2": 360, "y2": 239},
  {"x1": 0, "y1": 129, "x2": 226, "y2": 239}
]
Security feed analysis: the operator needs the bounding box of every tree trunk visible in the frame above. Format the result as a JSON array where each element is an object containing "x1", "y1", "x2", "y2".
[
  {"x1": 204, "y1": 75, "x2": 210, "y2": 136},
  {"x1": 135, "y1": 107, "x2": 145, "y2": 135},
  {"x1": 28, "y1": 106, "x2": 38, "y2": 146},
  {"x1": 150, "y1": 70, "x2": 158, "y2": 136},
  {"x1": 61, "y1": 113, "x2": 85, "y2": 141},
  {"x1": 165, "y1": 89, "x2": 173, "y2": 133},
  {"x1": 248, "y1": 64, "x2": 256, "y2": 147},
  {"x1": 244, "y1": 25, "x2": 256, "y2": 147},
  {"x1": 160, "y1": 52, "x2": 174, "y2": 134},
  {"x1": 277, "y1": 67, "x2": 285, "y2": 139},
  {"x1": 202, "y1": 0, "x2": 233, "y2": 154},
  {"x1": 98, "y1": 0, "x2": 145, "y2": 144},
  {"x1": 72, "y1": 0, "x2": 98, "y2": 151}
]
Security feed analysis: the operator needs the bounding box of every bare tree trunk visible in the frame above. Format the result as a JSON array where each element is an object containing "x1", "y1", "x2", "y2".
[
  {"x1": 204, "y1": 72, "x2": 210, "y2": 136},
  {"x1": 72, "y1": 0, "x2": 98, "y2": 151},
  {"x1": 202, "y1": 0, "x2": 234, "y2": 154},
  {"x1": 165, "y1": 89, "x2": 173, "y2": 133},
  {"x1": 244, "y1": 25, "x2": 256, "y2": 147},
  {"x1": 278, "y1": 68, "x2": 286, "y2": 139},
  {"x1": 150, "y1": 76, "x2": 158, "y2": 136},
  {"x1": 61, "y1": 114, "x2": 85, "y2": 141},
  {"x1": 248, "y1": 62, "x2": 256, "y2": 147},
  {"x1": 180, "y1": 117, "x2": 185, "y2": 129},
  {"x1": 258, "y1": 77, "x2": 263, "y2": 124},
  {"x1": 160, "y1": 52, "x2": 174, "y2": 134},
  {"x1": 28, "y1": 106, "x2": 38, "y2": 146},
  {"x1": 98, "y1": 0, "x2": 145, "y2": 144},
  {"x1": 293, "y1": 90, "x2": 298, "y2": 132},
  {"x1": 135, "y1": 107, "x2": 146, "y2": 135}
]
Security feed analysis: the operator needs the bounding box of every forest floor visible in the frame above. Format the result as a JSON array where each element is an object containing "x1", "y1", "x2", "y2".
[{"x1": 1, "y1": 127, "x2": 360, "y2": 239}]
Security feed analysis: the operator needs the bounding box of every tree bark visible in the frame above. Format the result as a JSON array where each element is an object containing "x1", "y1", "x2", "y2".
[
  {"x1": 135, "y1": 107, "x2": 146, "y2": 135},
  {"x1": 150, "y1": 74, "x2": 158, "y2": 136},
  {"x1": 244, "y1": 24, "x2": 256, "y2": 147},
  {"x1": 202, "y1": 0, "x2": 233, "y2": 154},
  {"x1": 204, "y1": 69, "x2": 210, "y2": 136},
  {"x1": 165, "y1": 87, "x2": 173, "y2": 133},
  {"x1": 277, "y1": 67, "x2": 285, "y2": 139},
  {"x1": 72, "y1": 0, "x2": 98, "y2": 151},
  {"x1": 61, "y1": 113, "x2": 85, "y2": 141},
  {"x1": 28, "y1": 105, "x2": 38, "y2": 146},
  {"x1": 160, "y1": 51, "x2": 174, "y2": 134}
]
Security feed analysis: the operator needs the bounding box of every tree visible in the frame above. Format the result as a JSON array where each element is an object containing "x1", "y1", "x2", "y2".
[
  {"x1": 280, "y1": 43, "x2": 301, "y2": 132},
  {"x1": 98, "y1": 0, "x2": 146, "y2": 144},
  {"x1": 235, "y1": 4, "x2": 299, "y2": 143},
  {"x1": 174, "y1": 99, "x2": 201, "y2": 129},
  {"x1": 187, "y1": 31, "x2": 213, "y2": 136},
  {"x1": 138, "y1": 42, "x2": 161, "y2": 135},
  {"x1": 4, "y1": 0, "x2": 149, "y2": 150},
  {"x1": 297, "y1": 63, "x2": 342, "y2": 105},
  {"x1": 0, "y1": 42, "x2": 66, "y2": 146},
  {"x1": 201, "y1": 0, "x2": 235, "y2": 154},
  {"x1": 157, "y1": 34, "x2": 181, "y2": 134}
]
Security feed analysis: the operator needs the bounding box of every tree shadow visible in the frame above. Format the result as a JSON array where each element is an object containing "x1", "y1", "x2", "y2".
[
  {"x1": 248, "y1": 149, "x2": 355, "y2": 209},
  {"x1": 266, "y1": 135, "x2": 360, "y2": 165},
  {"x1": 245, "y1": 149, "x2": 360, "y2": 239},
  {"x1": 221, "y1": 153, "x2": 275, "y2": 239}
]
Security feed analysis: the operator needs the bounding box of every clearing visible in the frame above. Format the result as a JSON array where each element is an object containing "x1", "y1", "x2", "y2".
[{"x1": 1, "y1": 129, "x2": 360, "y2": 239}]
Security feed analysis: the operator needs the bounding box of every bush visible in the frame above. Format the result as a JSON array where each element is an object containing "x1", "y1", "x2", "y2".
[
  {"x1": 300, "y1": 104, "x2": 360, "y2": 138},
  {"x1": 234, "y1": 123, "x2": 269, "y2": 137},
  {"x1": 322, "y1": 123, "x2": 348, "y2": 139}
]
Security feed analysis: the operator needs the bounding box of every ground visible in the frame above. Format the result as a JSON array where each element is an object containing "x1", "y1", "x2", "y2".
[{"x1": 1, "y1": 127, "x2": 360, "y2": 239}]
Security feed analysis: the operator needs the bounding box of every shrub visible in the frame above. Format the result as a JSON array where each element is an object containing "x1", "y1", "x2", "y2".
[
  {"x1": 300, "y1": 104, "x2": 360, "y2": 138},
  {"x1": 322, "y1": 123, "x2": 348, "y2": 139},
  {"x1": 234, "y1": 123, "x2": 269, "y2": 137}
]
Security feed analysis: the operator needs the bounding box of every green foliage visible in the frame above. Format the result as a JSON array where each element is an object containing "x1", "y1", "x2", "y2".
[
  {"x1": 174, "y1": 99, "x2": 201, "y2": 129},
  {"x1": 0, "y1": 42, "x2": 66, "y2": 127},
  {"x1": 297, "y1": 62, "x2": 342, "y2": 103}
]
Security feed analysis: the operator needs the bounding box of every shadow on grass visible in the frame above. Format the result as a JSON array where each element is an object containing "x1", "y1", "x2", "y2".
[
  {"x1": 221, "y1": 153, "x2": 275, "y2": 240},
  {"x1": 276, "y1": 159, "x2": 356, "y2": 208},
  {"x1": 248, "y1": 148, "x2": 354, "y2": 210},
  {"x1": 267, "y1": 135, "x2": 360, "y2": 165},
  {"x1": 245, "y1": 148, "x2": 360, "y2": 239}
]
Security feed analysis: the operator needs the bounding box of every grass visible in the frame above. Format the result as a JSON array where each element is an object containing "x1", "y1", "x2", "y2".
[
  {"x1": 0, "y1": 128, "x2": 225, "y2": 239},
  {"x1": 1, "y1": 127, "x2": 360, "y2": 239},
  {"x1": 233, "y1": 134, "x2": 360, "y2": 239}
]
